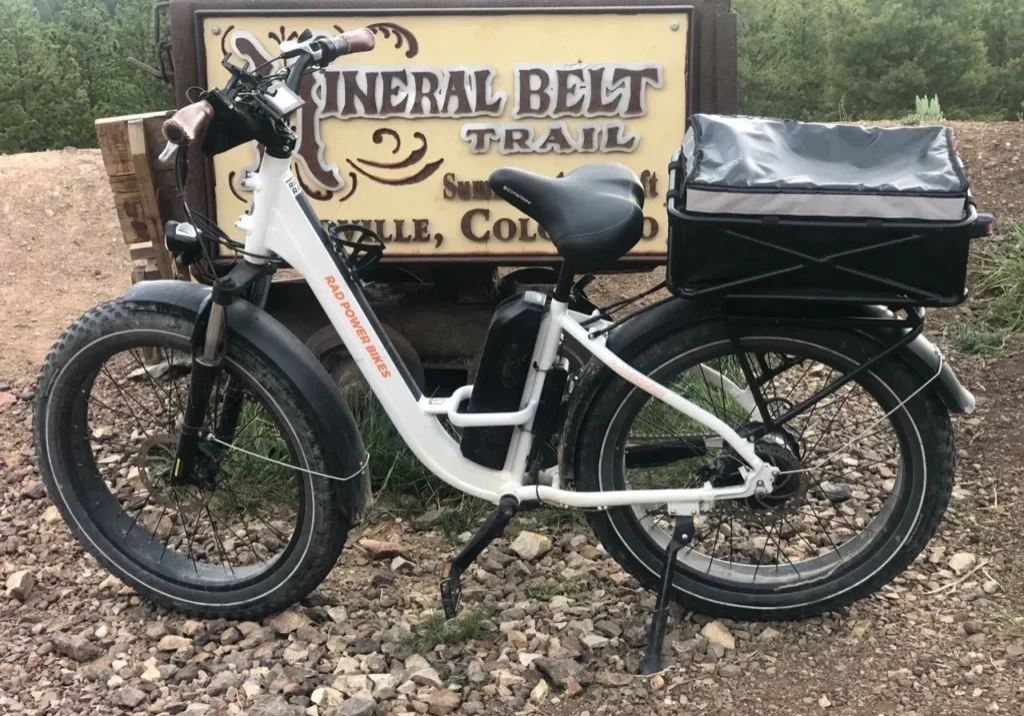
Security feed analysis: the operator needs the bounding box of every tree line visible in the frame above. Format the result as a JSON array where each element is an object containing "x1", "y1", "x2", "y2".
[
  {"x1": 736, "y1": 0, "x2": 1024, "y2": 121},
  {"x1": 0, "y1": 0, "x2": 170, "y2": 154},
  {"x1": 0, "y1": 0, "x2": 1022, "y2": 155}
]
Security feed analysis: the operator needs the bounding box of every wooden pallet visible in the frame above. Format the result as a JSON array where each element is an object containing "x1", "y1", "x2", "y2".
[{"x1": 95, "y1": 111, "x2": 184, "y2": 283}]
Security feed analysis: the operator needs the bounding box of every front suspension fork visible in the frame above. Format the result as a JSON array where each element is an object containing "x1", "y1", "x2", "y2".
[
  {"x1": 172, "y1": 300, "x2": 227, "y2": 483},
  {"x1": 171, "y1": 262, "x2": 271, "y2": 485}
]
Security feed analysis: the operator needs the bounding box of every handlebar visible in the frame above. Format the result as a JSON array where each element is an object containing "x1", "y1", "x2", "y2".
[
  {"x1": 320, "y1": 28, "x2": 376, "y2": 62},
  {"x1": 162, "y1": 27, "x2": 376, "y2": 147},
  {"x1": 163, "y1": 100, "x2": 214, "y2": 146},
  {"x1": 285, "y1": 28, "x2": 376, "y2": 92}
]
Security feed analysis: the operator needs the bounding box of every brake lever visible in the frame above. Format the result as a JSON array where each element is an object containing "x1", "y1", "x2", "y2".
[{"x1": 158, "y1": 141, "x2": 178, "y2": 163}]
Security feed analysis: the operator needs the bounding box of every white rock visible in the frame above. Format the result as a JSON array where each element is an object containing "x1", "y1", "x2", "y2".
[
  {"x1": 269, "y1": 609, "x2": 309, "y2": 634},
  {"x1": 332, "y1": 674, "x2": 371, "y2": 696},
  {"x1": 701, "y1": 621, "x2": 735, "y2": 650},
  {"x1": 409, "y1": 666, "x2": 443, "y2": 689},
  {"x1": 334, "y1": 656, "x2": 362, "y2": 674},
  {"x1": 391, "y1": 556, "x2": 415, "y2": 574},
  {"x1": 425, "y1": 688, "x2": 461, "y2": 715},
  {"x1": 358, "y1": 538, "x2": 405, "y2": 559},
  {"x1": 241, "y1": 681, "x2": 261, "y2": 700},
  {"x1": 157, "y1": 634, "x2": 191, "y2": 651},
  {"x1": 404, "y1": 654, "x2": 431, "y2": 670},
  {"x1": 327, "y1": 606, "x2": 348, "y2": 623},
  {"x1": 98, "y1": 574, "x2": 122, "y2": 591},
  {"x1": 311, "y1": 687, "x2": 344, "y2": 709},
  {"x1": 506, "y1": 630, "x2": 528, "y2": 649},
  {"x1": 182, "y1": 620, "x2": 205, "y2": 637},
  {"x1": 759, "y1": 627, "x2": 782, "y2": 641},
  {"x1": 369, "y1": 673, "x2": 399, "y2": 695},
  {"x1": 530, "y1": 679, "x2": 549, "y2": 704},
  {"x1": 140, "y1": 659, "x2": 162, "y2": 683},
  {"x1": 518, "y1": 652, "x2": 543, "y2": 667},
  {"x1": 948, "y1": 552, "x2": 977, "y2": 575},
  {"x1": 283, "y1": 643, "x2": 309, "y2": 664},
  {"x1": 5, "y1": 569, "x2": 35, "y2": 601},
  {"x1": 492, "y1": 669, "x2": 525, "y2": 689},
  {"x1": 819, "y1": 694, "x2": 832, "y2": 709},
  {"x1": 581, "y1": 633, "x2": 609, "y2": 649},
  {"x1": 549, "y1": 596, "x2": 571, "y2": 611},
  {"x1": 42, "y1": 505, "x2": 62, "y2": 524},
  {"x1": 510, "y1": 531, "x2": 552, "y2": 561}
]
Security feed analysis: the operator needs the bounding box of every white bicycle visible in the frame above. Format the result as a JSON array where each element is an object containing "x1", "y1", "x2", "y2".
[{"x1": 35, "y1": 28, "x2": 991, "y2": 672}]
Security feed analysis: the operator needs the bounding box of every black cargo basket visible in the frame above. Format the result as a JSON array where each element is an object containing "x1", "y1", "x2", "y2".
[{"x1": 665, "y1": 116, "x2": 992, "y2": 307}]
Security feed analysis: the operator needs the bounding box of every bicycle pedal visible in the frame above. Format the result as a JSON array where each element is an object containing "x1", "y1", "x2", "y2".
[{"x1": 439, "y1": 563, "x2": 462, "y2": 620}]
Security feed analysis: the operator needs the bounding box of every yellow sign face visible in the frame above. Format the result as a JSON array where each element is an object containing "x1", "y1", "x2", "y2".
[{"x1": 203, "y1": 11, "x2": 689, "y2": 259}]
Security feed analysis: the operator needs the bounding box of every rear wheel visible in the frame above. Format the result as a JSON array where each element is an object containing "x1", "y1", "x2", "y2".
[
  {"x1": 574, "y1": 321, "x2": 954, "y2": 620},
  {"x1": 34, "y1": 300, "x2": 353, "y2": 618}
]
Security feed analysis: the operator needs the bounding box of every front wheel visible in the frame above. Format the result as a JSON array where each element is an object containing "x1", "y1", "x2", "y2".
[
  {"x1": 573, "y1": 322, "x2": 955, "y2": 620},
  {"x1": 34, "y1": 300, "x2": 354, "y2": 619}
]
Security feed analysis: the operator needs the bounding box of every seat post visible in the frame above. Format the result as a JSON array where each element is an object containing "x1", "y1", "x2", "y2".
[{"x1": 553, "y1": 262, "x2": 575, "y2": 303}]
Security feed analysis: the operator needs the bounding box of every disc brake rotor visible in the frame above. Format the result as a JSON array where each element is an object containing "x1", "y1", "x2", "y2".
[{"x1": 133, "y1": 433, "x2": 201, "y2": 509}]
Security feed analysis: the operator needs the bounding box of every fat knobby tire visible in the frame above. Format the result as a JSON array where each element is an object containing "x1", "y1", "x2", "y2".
[
  {"x1": 573, "y1": 322, "x2": 956, "y2": 621},
  {"x1": 34, "y1": 299, "x2": 352, "y2": 619}
]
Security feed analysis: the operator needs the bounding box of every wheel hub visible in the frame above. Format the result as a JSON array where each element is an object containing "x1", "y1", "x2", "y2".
[
  {"x1": 704, "y1": 434, "x2": 808, "y2": 523},
  {"x1": 133, "y1": 433, "x2": 220, "y2": 507}
]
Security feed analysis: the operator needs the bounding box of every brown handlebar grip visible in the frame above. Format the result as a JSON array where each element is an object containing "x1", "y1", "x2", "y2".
[
  {"x1": 340, "y1": 28, "x2": 375, "y2": 53},
  {"x1": 162, "y1": 100, "x2": 214, "y2": 145}
]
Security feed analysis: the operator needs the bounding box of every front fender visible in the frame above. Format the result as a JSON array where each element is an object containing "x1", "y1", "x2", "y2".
[{"x1": 123, "y1": 280, "x2": 370, "y2": 519}]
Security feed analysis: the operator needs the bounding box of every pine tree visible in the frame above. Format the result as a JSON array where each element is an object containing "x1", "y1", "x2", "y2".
[{"x1": 0, "y1": 0, "x2": 92, "y2": 152}]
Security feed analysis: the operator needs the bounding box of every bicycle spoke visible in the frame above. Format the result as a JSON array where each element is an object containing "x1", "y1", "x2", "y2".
[{"x1": 621, "y1": 335, "x2": 908, "y2": 591}]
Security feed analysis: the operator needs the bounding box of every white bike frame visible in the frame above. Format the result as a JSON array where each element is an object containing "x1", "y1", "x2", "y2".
[{"x1": 239, "y1": 153, "x2": 777, "y2": 515}]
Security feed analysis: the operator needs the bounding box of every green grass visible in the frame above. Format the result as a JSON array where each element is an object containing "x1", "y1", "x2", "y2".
[
  {"x1": 410, "y1": 609, "x2": 493, "y2": 651},
  {"x1": 953, "y1": 327, "x2": 1007, "y2": 355},
  {"x1": 344, "y1": 389, "x2": 460, "y2": 506},
  {"x1": 214, "y1": 401, "x2": 297, "y2": 511},
  {"x1": 532, "y1": 507, "x2": 588, "y2": 531},
  {"x1": 954, "y1": 223, "x2": 1024, "y2": 354},
  {"x1": 997, "y1": 613, "x2": 1024, "y2": 638},
  {"x1": 525, "y1": 577, "x2": 589, "y2": 601},
  {"x1": 438, "y1": 501, "x2": 489, "y2": 544},
  {"x1": 524, "y1": 583, "x2": 563, "y2": 601}
]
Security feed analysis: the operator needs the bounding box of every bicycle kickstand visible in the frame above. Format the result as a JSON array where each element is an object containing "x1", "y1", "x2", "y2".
[
  {"x1": 440, "y1": 494, "x2": 520, "y2": 619},
  {"x1": 639, "y1": 514, "x2": 695, "y2": 676}
]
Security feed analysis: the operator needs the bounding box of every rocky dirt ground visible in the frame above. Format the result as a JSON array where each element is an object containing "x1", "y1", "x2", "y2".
[{"x1": 3, "y1": 127, "x2": 1024, "y2": 716}]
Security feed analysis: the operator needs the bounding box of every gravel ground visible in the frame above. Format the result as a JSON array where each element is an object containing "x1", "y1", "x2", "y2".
[{"x1": 3, "y1": 142, "x2": 1024, "y2": 716}]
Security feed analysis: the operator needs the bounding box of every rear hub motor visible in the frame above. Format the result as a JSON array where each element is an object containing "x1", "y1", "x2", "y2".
[
  {"x1": 744, "y1": 441, "x2": 807, "y2": 517},
  {"x1": 707, "y1": 435, "x2": 808, "y2": 522}
]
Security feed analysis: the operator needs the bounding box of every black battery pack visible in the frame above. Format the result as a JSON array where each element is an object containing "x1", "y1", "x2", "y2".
[{"x1": 460, "y1": 293, "x2": 545, "y2": 469}]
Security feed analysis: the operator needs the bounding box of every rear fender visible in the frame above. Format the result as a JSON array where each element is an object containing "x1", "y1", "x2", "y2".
[
  {"x1": 123, "y1": 280, "x2": 370, "y2": 518},
  {"x1": 558, "y1": 298, "x2": 973, "y2": 485}
]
